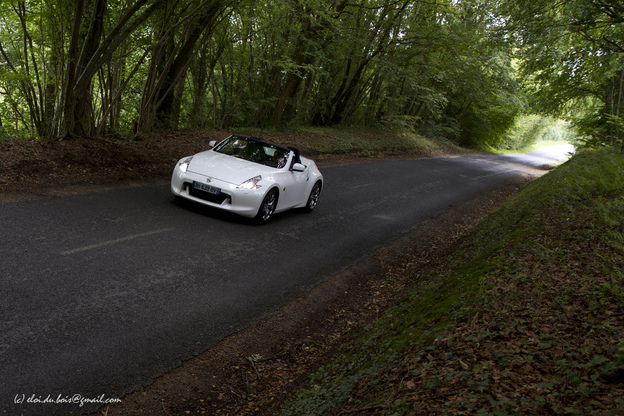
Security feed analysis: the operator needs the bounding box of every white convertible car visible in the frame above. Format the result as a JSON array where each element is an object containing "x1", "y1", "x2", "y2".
[{"x1": 171, "y1": 135, "x2": 323, "y2": 223}]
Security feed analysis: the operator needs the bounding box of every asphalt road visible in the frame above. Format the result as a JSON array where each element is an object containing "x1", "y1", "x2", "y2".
[{"x1": 0, "y1": 145, "x2": 574, "y2": 416}]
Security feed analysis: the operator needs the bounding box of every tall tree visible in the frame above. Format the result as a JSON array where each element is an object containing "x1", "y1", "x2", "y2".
[
  {"x1": 0, "y1": 1, "x2": 63, "y2": 138},
  {"x1": 61, "y1": 0, "x2": 163, "y2": 137},
  {"x1": 137, "y1": 0, "x2": 236, "y2": 132}
]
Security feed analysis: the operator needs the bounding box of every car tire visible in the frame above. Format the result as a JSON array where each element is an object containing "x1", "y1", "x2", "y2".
[
  {"x1": 255, "y1": 189, "x2": 278, "y2": 224},
  {"x1": 305, "y1": 181, "x2": 322, "y2": 212}
]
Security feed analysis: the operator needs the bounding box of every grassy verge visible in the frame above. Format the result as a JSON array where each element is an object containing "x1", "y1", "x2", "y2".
[
  {"x1": 271, "y1": 147, "x2": 624, "y2": 415},
  {"x1": 233, "y1": 127, "x2": 464, "y2": 159}
]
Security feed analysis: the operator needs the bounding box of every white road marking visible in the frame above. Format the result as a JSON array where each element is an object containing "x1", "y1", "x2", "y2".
[
  {"x1": 350, "y1": 183, "x2": 375, "y2": 190},
  {"x1": 59, "y1": 228, "x2": 174, "y2": 255}
]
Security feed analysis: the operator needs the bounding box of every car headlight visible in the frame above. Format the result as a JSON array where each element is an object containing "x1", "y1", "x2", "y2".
[
  {"x1": 177, "y1": 157, "x2": 193, "y2": 173},
  {"x1": 237, "y1": 175, "x2": 262, "y2": 190}
]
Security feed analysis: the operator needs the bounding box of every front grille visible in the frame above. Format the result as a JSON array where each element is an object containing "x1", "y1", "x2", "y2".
[{"x1": 186, "y1": 183, "x2": 230, "y2": 204}]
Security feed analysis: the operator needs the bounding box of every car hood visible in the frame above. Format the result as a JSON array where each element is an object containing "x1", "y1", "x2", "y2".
[{"x1": 187, "y1": 150, "x2": 276, "y2": 184}]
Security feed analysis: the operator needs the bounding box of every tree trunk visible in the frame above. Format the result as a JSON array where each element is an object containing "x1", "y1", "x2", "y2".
[
  {"x1": 149, "y1": 0, "x2": 229, "y2": 131},
  {"x1": 60, "y1": 0, "x2": 158, "y2": 137},
  {"x1": 63, "y1": 0, "x2": 106, "y2": 137}
]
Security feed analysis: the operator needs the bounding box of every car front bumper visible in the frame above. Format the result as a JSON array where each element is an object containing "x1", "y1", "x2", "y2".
[{"x1": 171, "y1": 168, "x2": 265, "y2": 218}]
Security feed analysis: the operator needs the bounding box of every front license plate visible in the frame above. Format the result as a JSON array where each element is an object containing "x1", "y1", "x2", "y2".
[{"x1": 192, "y1": 181, "x2": 221, "y2": 195}]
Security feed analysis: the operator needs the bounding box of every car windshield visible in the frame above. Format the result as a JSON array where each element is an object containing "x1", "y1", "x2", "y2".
[{"x1": 213, "y1": 136, "x2": 289, "y2": 169}]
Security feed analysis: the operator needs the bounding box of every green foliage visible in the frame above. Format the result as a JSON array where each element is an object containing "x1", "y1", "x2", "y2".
[
  {"x1": 0, "y1": 0, "x2": 527, "y2": 148},
  {"x1": 495, "y1": 115, "x2": 579, "y2": 151},
  {"x1": 453, "y1": 49, "x2": 526, "y2": 148},
  {"x1": 503, "y1": 0, "x2": 624, "y2": 148},
  {"x1": 11, "y1": 0, "x2": 622, "y2": 150},
  {"x1": 0, "y1": 125, "x2": 11, "y2": 141}
]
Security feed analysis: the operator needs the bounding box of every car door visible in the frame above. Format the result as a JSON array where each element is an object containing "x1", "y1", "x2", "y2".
[{"x1": 277, "y1": 154, "x2": 309, "y2": 210}]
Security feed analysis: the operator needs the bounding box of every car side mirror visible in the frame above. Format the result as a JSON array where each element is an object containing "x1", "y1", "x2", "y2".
[
  {"x1": 292, "y1": 163, "x2": 306, "y2": 172},
  {"x1": 209, "y1": 140, "x2": 216, "y2": 148}
]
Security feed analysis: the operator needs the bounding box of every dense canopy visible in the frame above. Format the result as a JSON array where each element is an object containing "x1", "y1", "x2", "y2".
[{"x1": 0, "y1": 0, "x2": 622, "y2": 148}]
